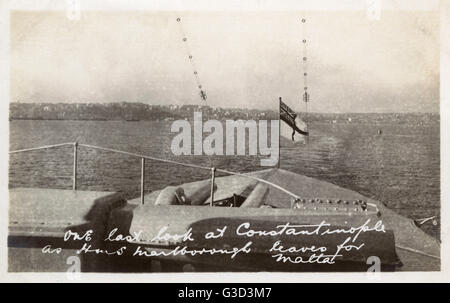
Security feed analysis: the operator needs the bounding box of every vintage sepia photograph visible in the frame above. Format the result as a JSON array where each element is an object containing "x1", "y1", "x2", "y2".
[{"x1": 3, "y1": 0, "x2": 445, "y2": 278}]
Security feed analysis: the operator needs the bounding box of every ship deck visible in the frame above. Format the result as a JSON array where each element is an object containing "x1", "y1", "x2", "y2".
[
  {"x1": 129, "y1": 168, "x2": 441, "y2": 271},
  {"x1": 8, "y1": 169, "x2": 440, "y2": 272}
]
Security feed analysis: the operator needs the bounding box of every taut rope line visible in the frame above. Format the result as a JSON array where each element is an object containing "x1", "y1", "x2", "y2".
[{"x1": 176, "y1": 17, "x2": 208, "y2": 103}]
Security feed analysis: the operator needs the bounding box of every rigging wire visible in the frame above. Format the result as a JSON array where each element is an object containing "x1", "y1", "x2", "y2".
[
  {"x1": 176, "y1": 17, "x2": 208, "y2": 103},
  {"x1": 301, "y1": 17, "x2": 309, "y2": 125}
]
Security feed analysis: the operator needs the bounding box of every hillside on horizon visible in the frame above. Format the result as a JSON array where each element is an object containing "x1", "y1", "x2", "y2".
[{"x1": 9, "y1": 102, "x2": 439, "y2": 124}]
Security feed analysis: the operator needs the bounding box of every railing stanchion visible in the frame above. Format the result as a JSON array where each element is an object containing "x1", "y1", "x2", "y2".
[
  {"x1": 141, "y1": 157, "x2": 145, "y2": 204},
  {"x1": 10, "y1": 143, "x2": 302, "y2": 201},
  {"x1": 210, "y1": 167, "x2": 216, "y2": 207},
  {"x1": 73, "y1": 142, "x2": 78, "y2": 190}
]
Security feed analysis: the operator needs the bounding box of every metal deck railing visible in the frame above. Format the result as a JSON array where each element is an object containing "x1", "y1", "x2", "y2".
[
  {"x1": 9, "y1": 142, "x2": 301, "y2": 205},
  {"x1": 9, "y1": 142, "x2": 442, "y2": 260}
]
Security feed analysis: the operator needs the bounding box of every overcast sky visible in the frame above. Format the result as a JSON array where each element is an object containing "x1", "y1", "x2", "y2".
[{"x1": 10, "y1": 10, "x2": 439, "y2": 113}]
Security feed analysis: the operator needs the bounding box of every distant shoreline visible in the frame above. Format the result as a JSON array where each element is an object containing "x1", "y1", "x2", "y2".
[
  {"x1": 9, "y1": 102, "x2": 439, "y2": 124},
  {"x1": 9, "y1": 116, "x2": 440, "y2": 125}
]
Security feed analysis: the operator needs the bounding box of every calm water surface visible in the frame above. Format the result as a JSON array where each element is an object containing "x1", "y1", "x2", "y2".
[{"x1": 9, "y1": 118, "x2": 440, "y2": 239}]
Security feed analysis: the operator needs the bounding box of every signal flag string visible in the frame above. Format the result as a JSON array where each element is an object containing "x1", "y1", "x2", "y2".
[{"x1": 176, "y1": 17, "x2": 208, "y2": 104}]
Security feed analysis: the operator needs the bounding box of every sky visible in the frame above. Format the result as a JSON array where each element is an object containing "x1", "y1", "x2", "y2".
[{"x1": 10, "y1": 9, "x2": 439, "y2": 113}]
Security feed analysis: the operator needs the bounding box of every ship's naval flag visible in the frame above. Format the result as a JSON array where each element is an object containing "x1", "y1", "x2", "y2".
[{"x1": 280, "y1": 99, "x2": 309, "y2": 144}]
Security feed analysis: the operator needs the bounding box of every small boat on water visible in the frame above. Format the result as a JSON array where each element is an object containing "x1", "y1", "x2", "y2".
[{"x1": 8, "y1": 164, "x2": 440, "y2": 272}]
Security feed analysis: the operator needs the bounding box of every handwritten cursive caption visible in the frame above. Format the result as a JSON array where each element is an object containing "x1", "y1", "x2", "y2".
[{"x1": 42, "y1": 219, "x2": 386, "y2": 266}]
